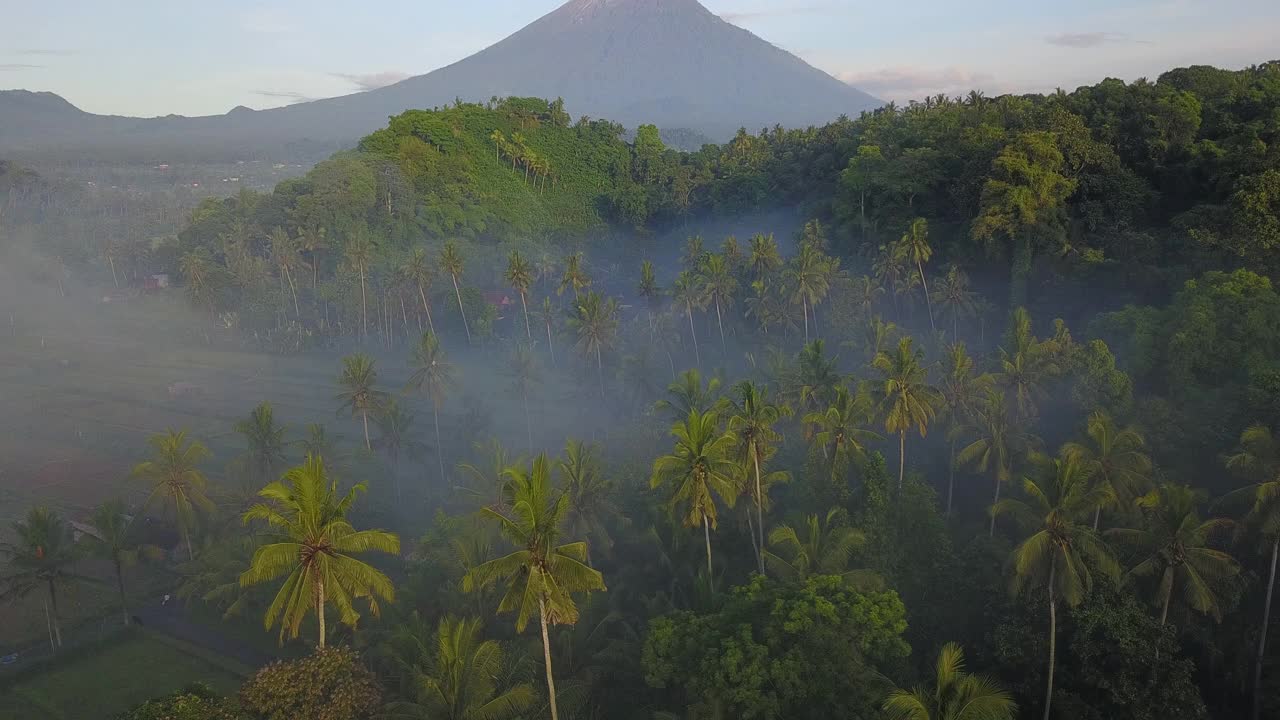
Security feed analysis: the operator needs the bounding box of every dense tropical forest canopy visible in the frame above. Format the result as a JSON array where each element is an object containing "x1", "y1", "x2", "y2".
[{"x1": 2, "y1": 60, "x2": 1280, "y2": 720}]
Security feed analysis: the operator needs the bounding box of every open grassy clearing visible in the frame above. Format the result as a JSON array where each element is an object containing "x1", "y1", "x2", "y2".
[{"x1": 0, "y1": 630, "x2": 246, "y2": 720}]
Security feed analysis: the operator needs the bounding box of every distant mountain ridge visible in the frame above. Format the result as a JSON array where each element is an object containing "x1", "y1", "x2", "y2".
[{"x1": 0, "y1": 0, "x2": 880, "y2": 162}]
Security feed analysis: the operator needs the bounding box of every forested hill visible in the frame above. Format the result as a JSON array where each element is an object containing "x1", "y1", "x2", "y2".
[{"x1": 172, "y1": 62, "x2": 1280, "y2": 301}]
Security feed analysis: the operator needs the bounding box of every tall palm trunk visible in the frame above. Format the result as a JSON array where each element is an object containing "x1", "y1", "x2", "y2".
[
  {"x1": 714, "y1": 299, "x2": 726, "y2": 354},
  {"x1": 918, "y1": 261, "x2": 936, "y2": 333},
  {"x1": 1044, "y1": 565, "x2": 1057, "y2": 720},
  {"x1": 545, "y1": 318, "x2": 556, "y2": 366},
  {"x1": 417, "y1": 283, "x2": 436, "y2": 335},
  {"x1": 595, "y1": 345, "x2": 605, "y2": 401},
  {"x1": 753, "y1": 450, "x2": 765, "y2": 574},
  {"x1": 317, "y1": 578, "x2": 326, "y2": 648},
  {"x1": 44, "y1": 596, "x2": 56, "y2": 652},
  {"x1": 898, "y1": 431, "x2": 906, "y2": 489},
  {"x1": 523, "y1": 388, "x2": 533, "y2": 451},
  {"x1": 520, "y1": 291, "x2": 532, "y2": 340},
  {"x1": 451, "y1": 274, "x2": 471, "y2": 344},
  {"x1": 359, "y1": 266, "x2": 369, "y2": 340},
  {"x1": 538, "y1": 597, "x2": 561, "y2": 720},
  {"x1": 177, "y1": 496, "x2": 195, "y2": 561},
  {"x1": 989, "y1": 468, "x2": 1003, "y2": 537},
  {"x1": 362, "y1": 410, "x2": 371, "y2": 451},
  {"x1": 285, "y1": 266, "x2": 300, "y2": 318},
  {"x1": 1160, "y1": 581, "x2": 1172, "y2": 627},
  {"x1": 109, "y1": 255, "x2": 119, "y2": 288},
  {"x1": 48, "y1": 580, "x2": 63, "y2": 648},
  {"x1": 433, "y1": 404, "x2": 446, "y2": 487},
  {"x1": 946, "y1": 437, "x2": 956, "y2": 517},
  {"x1": 1253, "y1": 538, "x2": 1278, "y2": 720},
  {"x1": 703, "y1": 513, "x2": 715, "y2": 593},
  {"x1": 686, "y1": 304, "x2": 701, "y2": 368},
  {"x1": 802, "y1": 298, "x2": 810, "y2": 342},
  {"x1": 114, "y1": 558, "x2": 130, "y2": 626}
]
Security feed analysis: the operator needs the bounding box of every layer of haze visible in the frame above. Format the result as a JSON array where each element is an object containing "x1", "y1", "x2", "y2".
[{"x1": 2, "y1": 0, "x2": 1277, "y2": 116}]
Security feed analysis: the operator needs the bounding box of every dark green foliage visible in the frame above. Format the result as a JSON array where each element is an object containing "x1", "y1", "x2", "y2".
[
  {"x1": 116, "y1": 684, "x2": 242, "y2": 720},
  {"x1": 238, "y1": 647, "x2": 381, "y2": 720},
  {"x1": 990, "y1": 586, "x2": 1208, "y2": 720},
  {"x1": 642, "y1": 574, "x2": 909, "y2": 719}
]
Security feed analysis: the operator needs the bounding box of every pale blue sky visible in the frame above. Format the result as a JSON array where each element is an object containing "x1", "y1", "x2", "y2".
[{"x1": 2, "y1": 0, "x2": 1276, "y2": 117}]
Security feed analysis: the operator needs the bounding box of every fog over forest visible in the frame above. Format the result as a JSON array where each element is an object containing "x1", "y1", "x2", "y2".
[{"x1": 1, "y1": 8, "x2": 1280, "y2": 720}]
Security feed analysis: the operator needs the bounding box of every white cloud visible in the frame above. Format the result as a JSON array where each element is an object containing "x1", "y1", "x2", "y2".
[
  {"x1": 240, "y1": 7, "x2": 297, "y2": 34},
  {"x1": 836, "y1": 66, "x2": 1003, "y2": 102},
  {"x1": 329, "y1": 71, "x2": 410, "y2": 92},
  {"x1": 1045, "y1": 32, "x2": 1132, "y2": 48}
]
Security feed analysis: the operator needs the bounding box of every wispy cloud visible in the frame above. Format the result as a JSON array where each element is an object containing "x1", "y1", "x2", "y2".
[
  {"x1": 251, "y1": 89, "x2": 315, "y2": 104},
  {"x1": 837, "y1": 66, "x2": 999, "y2": 102},
  {"x1": 1045, "y1": 32, "x2": 1134, "y2": 48},
  {"x1": 330, "y1": 71, "x2": 410, "y2": 92},
  {"x1": 240, "y1": 8, "x2": 297, "y2": 34},
  {"x1": 720, "y1": 5, "x2": 832, "y2": 24},
  {"x1": 0, "y1": 63, "x2": 44, "y2": 71},
  {"x1": 14, "y1": 49, "x2": 76, "y2": 57}
]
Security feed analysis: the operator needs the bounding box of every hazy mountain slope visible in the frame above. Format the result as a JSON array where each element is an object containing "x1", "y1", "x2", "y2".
[{"x1": 0, "y1": 0, "x2": 879, "y2": 162}]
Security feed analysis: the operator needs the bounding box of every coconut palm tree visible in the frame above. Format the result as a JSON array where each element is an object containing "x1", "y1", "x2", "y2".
[
  {"x1": 874, "y1": 338, "x2": 942, "y2": 489},
  {"x1": 882, "y1": 642, "x2": 1017, "y2": 720},
  {"x1": 670, "y1": 270, "x2": 707, "y2": 368},
  {"x1": 132, "y1": 430, "x2": 214, "y2": 560},
  {"x1": 1063, "y1": 411, "x2": 1152, "y2": 529},
  {"x1": 933, "y1": 266, "x2": 979, "y2": 340},
  {"x1": 239, "y1": 455, "x2": 400, "y2": 648},
  {"x1": 507, "y1": 342, "x2": 539, "y2": 451},
  {"x1": 299, "y1": 423, "x2": 344, "y2": 470},
  {"x1": 87, "y1": 499, "x2": 157, "y2": 627},
  {"x1": 558, "y1": 252, "x2": 591, "y2": 300},
  {"x1": 650, "y1": 410, "x2": 738, "y2": 592},
  {"x1": 997, "y1": 309, "x2": 1059, "y2": 423},
  {"x1": 407, "y1": 333, "x2": 456, "y2": 486},
  {"x1": 457, "y1": 438, "x2": 515, "y2": 513},
  {"x1": 1221, "y1": 424, "x2": 1280, "y2": 720},
  {"x1": 727, "y1": 380, "x2": 792, "y2": 573},
  {"x1": 505, "y1": 250, "x2": 535, "y2": 341},
  {"x1": 0, "y1": 507, "x2": 82, "y2": 650},
  {"x1": 401, "y1": 246, "x2": 437, "y2": 336},
  {"x1": 681, "y1": 235, "x2": 707, "y2": 272},
  {"x1": 567, "y1": 291, "x2": 619, "y2": 401},
  {"x1": 441, "y1": 240, "x2": 472, "y2": 344},
  {"x1": 939, "y1": 344, "x2": 993, "y2": 516},
  {"x1": 960, "y1": 390, "x2": 1037, "y2": 536},
  {"x1": 655, "y1": 369, "x2": 724, "y2": 423},
  {"x1": 464, "y1": 454, "x2": 606, "y2": 720},
  {"x1": 1109, "y1": 484, "x2": 1239, "y2": 627},
  {"x1": 539, "y1": 297, "x2": 559, "y2": 366},
  {"x1": 698, "y1": 253, "x2": 738, "y2": 353},
  {"x1": 336, "y1": 353, "x2": 385, "y2": 452},
  {"x1": 900, "y1": 218, "x2": 936, "y2": 332},
  {"x1": 235, "y1": 401, "x2": 288, "y2": 488},
  {"x1": 297, "y1": 223, "x2": 328, "y2": 291},
  {"x1": 270, "y1": 227, "x2": 304, "y2": 318},
  {"x1": 765, "y1": 508, "x2": 878, "y2": 589},
  {"x1": 786, "y1": 244, "x2": 832, "y2": 342},
  {"x1": 993, "y1": 452, "x2": 1118, "y2": 720},
  {"x1": 558, "y1": 440, "x2": 623, "y2": 563},
  {"x1": 795, "y1": 339, "x2": 842, "y2": 415},
  {"x1": 749, "y1": 233, "x2": 782, "y2": 283},
  {"x1": 382, "y1": 615, "x2": 535, "y2": 720},
  {"x1": 344, "y1": 227, "x2": 376, "y2": 339},
  {"x1": 638, "y1": 260, "x2": 661, "y2": 328},
  {"x1": 374, "y1": 399, "x2": 426, "y2": 502},
  {"x1": 804, "y1": 384, "x2": 883, "y2": 495}
]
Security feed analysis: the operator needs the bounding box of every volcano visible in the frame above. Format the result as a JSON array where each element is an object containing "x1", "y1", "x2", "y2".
[{"x1": 0, "y1": 0, "x2": 880, "y2": 161}]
